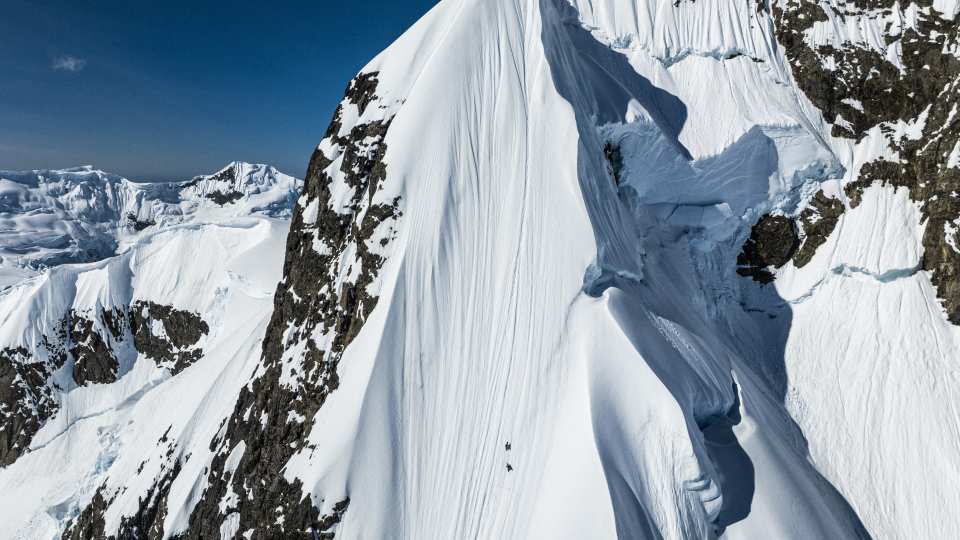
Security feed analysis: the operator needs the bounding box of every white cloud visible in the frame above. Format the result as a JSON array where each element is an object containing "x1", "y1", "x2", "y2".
[{"x1": 52, "y1": 55, "x2": 87, "y2": 72}]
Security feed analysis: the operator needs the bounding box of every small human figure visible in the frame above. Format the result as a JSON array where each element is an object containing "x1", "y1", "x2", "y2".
[
  {"x1": 505, "y1": 442, "x2": 511, "y2": 451},
  {"x1": 506, "y1": 464, "x2": 514, "y2": 472}
]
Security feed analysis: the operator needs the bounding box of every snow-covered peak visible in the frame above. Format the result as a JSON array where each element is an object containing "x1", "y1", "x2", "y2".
[
  {"x1": 1, "y1": 166, "x2": 130, "y2": 220},
  {"x1": 174, "y1": 161, "x2": 301, "y2": 220},
  {"x1": 179, "y1": 161, "x2": 294, "y2": 202},
  {"x1": 1, "y1": 1, "x2": 958, "y2": 539},
  {"x1": 0, "y1": 163, "x2": 301, "y2": 287}
]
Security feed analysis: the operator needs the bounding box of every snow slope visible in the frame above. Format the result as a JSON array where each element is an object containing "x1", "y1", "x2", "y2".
[
  {"x1": 0, "y1": 163, "x2": 300, "y2": 538},
  {"x1": 0, "y1": 162, "x2": 299, "y2": 288},
  {"x1": 0, "y1": 217, "x2": 288, "y2": 538},
  {"x1": 1, "y1": 0, "x2": 958, "y2": 539}
]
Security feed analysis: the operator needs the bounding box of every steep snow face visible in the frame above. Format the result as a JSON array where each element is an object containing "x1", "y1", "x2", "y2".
[
  {"x1": 0, "y1": 162, "x2": 300, "y2": 288},
  {"x1": 158, "y1": 0, "x2": 867, "y2": 538},
  {"x1": 0, "y1": 163, "x2": 300, "y2": 537},
  {"x1": 0, "y1": 218, "x2": 289, "y2": 539},
  {"x1": 1, "y1": 0, "x2": 959, "y2": 539},
  {"x1": 758, "y1": 2, "x2": 960, "y2": 539}
]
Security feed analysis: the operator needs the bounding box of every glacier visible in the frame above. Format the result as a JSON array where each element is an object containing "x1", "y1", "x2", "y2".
[
  {"x1": 1, "y1": 0, "x2": 958, "y2": 539},
  {"x1": 0, "y1": 162, "x2": 299, "y2": 288}
]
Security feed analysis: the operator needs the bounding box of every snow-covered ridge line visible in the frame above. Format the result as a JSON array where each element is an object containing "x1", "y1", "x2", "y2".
[
  {"x1": 0, "y1": 210, "x2": 290, "y2": 538},
  {"x1": 2, "y1": 0, "x2": 959, "y2": 538},
  {"x1": 0, "y1": 162, "x2": 302, "y2": 288}
]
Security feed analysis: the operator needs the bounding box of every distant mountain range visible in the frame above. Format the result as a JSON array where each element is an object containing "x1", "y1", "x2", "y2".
[
  {"x1": 0, "y1": 162, "x2": 300, "y2": 287},
  {"x1": 1, "y1": 0, "x2": 959, "y2": 538}
]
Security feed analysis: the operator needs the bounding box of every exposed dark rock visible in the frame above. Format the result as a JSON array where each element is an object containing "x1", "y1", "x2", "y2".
[
  {"x1": 205, "y1": 191, "x2": 244, "y2": 206},
  {"x1": 176, "y1": 71, "x2": 397, "y2": 538},
  {"x1": 67, "y1": 303, "x2": 208, "y2": 384},
  {"x1": 129, "y1": 302, "x2": 209, "y2": 375},
  {"x1": 210, "y1": 166, "x2": 236, "y2": 183},
  {"x1": 604, "y1": 142, "x2": 624, "y2": 185},
  {"x1": 773, "y1": 0, "x2": 960, "y2": 322},
  {"x1": 314, "y1": 498, "x2": 350, "y2": 540},
  {"x1": 320, "y1": 72, "x2": 382, "y2": 143},
  {"x1": 112, "y1": 459, "x2": 182, "y2": 540},
  {"x1": 0, "y1": 347, "x2": 57, "y2": 467},
  {"x1": 62, "y1": 485, "x2": 112, "y2": 540},
  {"x1": 773, "y1": 1, "x2": 910, "y2": 139},
  {"x1": 126, "y1": 213, "x2": 155, "y2": 232},
  {"x1": 101, "y1": 308, "x2": 127, "y2": 342},
  {"x1": 70, "y1": 311, "x2": 120, "y2": 386},
  {"x1": 64, "y1": 431, "x2": 183, "y2": 539},
  {"x1": 0, "y1": 319, "x2": 70, "y2": 467},
  {"x1": 737, "y1": 215, "x2": 800, "y2": 283},
  {"x1": 2, "y1": 298, "x2": 207, "y2": 471},
  {"x1": 345, "y1": 72, "x2": 380, "y2": 116},
  {"x1": 56, "y1": 301, "x2": 208, "y2": 532},
  {"x1": 178, "y1": 178, "x2": 202, "y2": 190},
  {"x1": 794, "y1": 191, "x2": 845, "y2": 268},
  {"x1": 845, "y1": 157, "x2": 960, "y2": 322},
  {"x1": 40, "y1": 317, "x2": 70, "y2": 371},
  {"x1": 183, "y1": 166, "x2": 244, "y2": 205},
  {"x1": 190, "y1": 165, "x2": 238, "y2": 188}
]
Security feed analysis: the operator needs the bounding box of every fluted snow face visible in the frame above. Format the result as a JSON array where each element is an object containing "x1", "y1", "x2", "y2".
[
  {"x1": 275, "y1": 0, "x2": 879, "y2": 537},
  {"x1": 1, "y1": 1, "x2": 959, "y2": 539}
]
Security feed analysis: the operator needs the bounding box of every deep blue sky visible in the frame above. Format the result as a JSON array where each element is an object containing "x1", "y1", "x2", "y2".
[{"x1": 0, "y1": 1, "x2": 436, "y2": 181}]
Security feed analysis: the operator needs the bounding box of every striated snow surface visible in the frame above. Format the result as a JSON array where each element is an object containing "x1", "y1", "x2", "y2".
[{"x1": 0, "y1": 1, "x2": 958, "y2": 539}]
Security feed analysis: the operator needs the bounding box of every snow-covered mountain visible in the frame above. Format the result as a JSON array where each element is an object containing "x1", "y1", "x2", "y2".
[
  {"x1": 1, "y1": 0, "x2": 959, "y2": 539},
  {"x1": 0, "y1": 162, "x2": 300, "y2": 287},
  {"x1": 0, "y1": 162, "x2": 300, "y2": 483}
]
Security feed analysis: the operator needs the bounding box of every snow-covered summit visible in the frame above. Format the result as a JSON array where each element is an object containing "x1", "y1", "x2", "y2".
[
  {"x1": 178, "y1": 161, "x2": 300, "y2": 214},
  {"x1": 0, "y1": 162, "x2": 301, "y2": 287},
  {"x1": 1, "y1": 0, "x2": 958, "y2": 539}
]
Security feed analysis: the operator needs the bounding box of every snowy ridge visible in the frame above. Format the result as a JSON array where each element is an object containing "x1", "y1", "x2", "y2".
[
  {"x1": 0, "y1": 162, "x2": 300, "y2": 288},
  {"x1": 0, "y1": 212, "x2": 290, "y2": 539},
  {"x1": 1, "y1": 0, "x2": 959, "y2": 539},
  {"x1": 0, "y1": 162, "x2": 299, "y2": 537},
  {"x1": 176, "y1": 161, "x2": 301, "y2": 218}
]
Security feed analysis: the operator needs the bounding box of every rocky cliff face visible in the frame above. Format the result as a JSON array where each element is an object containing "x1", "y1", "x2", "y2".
[
  {"x1": 3, "y1": 1, "x2": 960, "y2": 539},
  {"x1": 763, "y1": 0, "x2": 960, "y2": 322},
  {"x1": 0, "y1": 346, "x2": 58, "y2": 467},
  {"x1": 173, "y1": 73, "x2": 401, "y2": 540}
]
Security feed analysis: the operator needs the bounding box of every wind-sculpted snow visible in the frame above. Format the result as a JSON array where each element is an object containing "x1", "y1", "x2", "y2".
[
  {"x1": 0, "y1": 162, "x2": 301, "y2": 289},
  {"x1": 0, "y1": 161, "x2": 298, "y2": 537},
  {"x1": 3, "y1": 0, "x2": 960, "y2": 538}
]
